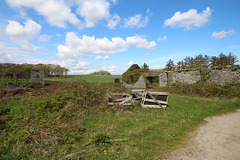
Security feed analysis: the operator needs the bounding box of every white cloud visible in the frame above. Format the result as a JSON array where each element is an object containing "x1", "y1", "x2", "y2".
[
  {"x1": 126, "y1": 35, "x2": 157, "y2": 49},
  {"x1": 107, "y1": 14, "x2": 121, "y2": 29},
  {"x1": 211, "y1": 29, "x2": 236, "y2": 40},
  {"x1": 150, "y1": 65, "x2": 165, "y2": 69},
  {"x1": 157, "y1": 35, "x2": 167, "y2": 42},
  {"x1": 5, "y1": 19, "x2": 41, "y2": 40},
  {"x1": 76, "y1": 0, "x2": 110, "y2": 28},
  {"x1": 124, "y1": 13, "x2": 149, "y2": 28},
  {"x1": 57, "y1": 32, "x2": 156, "y2": 59},
  {"x1": 38, "y1": 34, "x2": 52, "y2": 42},
  {"x1": 164, "y1": 7, "x2": 212, "y2": 30},
  {"x1": 0, "y1": 41, "x2": 42, "y2": 63},
  {"x1": 6, "y1": 0, "x2": 120, "y2": 29},
  {"x1": 71, "y1": 62, "x2": 90, "y2": 70},
  {"x1": 6, "y1": 0, "x2": 81, "y2": 28},
  {"x1": 95, "y1": 56, "x2": 110, "y2": 60},
  {"x1": 107, "y1": 65, "x2": 119, "y2": 72},
  {"x1": 4, "y1": 19, "x2": 41, "y2": 52},
  {"x1": 111, "y1": 0, "x2": 117, "y2": 5}
]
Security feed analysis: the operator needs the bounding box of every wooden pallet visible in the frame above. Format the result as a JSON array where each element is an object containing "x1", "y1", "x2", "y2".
[
  {"x1": 107, "y1": 91, "x2": 169, "y2": 109},
  {"x1": 140, "y1": 92, "x2": 169, "y2": 108}
]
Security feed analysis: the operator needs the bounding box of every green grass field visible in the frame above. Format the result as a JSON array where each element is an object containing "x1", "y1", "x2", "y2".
[
  {"x1": 1, "y1": 74, "x2": 122, "y2": 84},
  {"x1": 45, "y1": 75, "x2": 122, "y2": 84}
]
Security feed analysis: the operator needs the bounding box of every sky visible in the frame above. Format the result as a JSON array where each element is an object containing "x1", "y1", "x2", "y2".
[{"x1": 0, "y1": 0, "x2": 239, "y2": 75}]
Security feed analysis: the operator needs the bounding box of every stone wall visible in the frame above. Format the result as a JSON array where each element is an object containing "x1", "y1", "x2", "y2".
[
  {"x1": 123, "y1": 75, "x2": 146, "y2": 88},
  {"x1": 124, "y1": 66, "x2": 240, "y2": 88},
  {"x1": 30, "y1": 70, "x2": 45, "y2": 85},
  {"x1": 159, "y1": 67, "x2": 240, "y2": 86},
  {"x1": 172, "y1": 70, "x2": 201, "y2": 84},
  {"x1": 209, "y1": 67, "x2": 240, "y2": 85},
  {"x1": 159, "y1": 72, "x2": 168, "y2": 87}
]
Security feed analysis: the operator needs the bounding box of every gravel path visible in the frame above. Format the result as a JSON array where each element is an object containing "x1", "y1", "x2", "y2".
[{"x1": 166, "y1": 109, "x2": 240, "y2": 160}]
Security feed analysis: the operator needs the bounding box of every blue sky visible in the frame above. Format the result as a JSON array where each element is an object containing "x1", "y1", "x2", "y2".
[{"x1": 0, "y1": 0, "x2": 239, "y2": 74}]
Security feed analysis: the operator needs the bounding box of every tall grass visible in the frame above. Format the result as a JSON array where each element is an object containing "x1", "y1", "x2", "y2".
[{"x1": 0, "y1": 81, "x2": 239, "y2": 159}]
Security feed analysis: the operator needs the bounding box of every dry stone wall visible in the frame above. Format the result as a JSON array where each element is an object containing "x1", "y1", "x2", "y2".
[
  {"x1": 159, "y1": 67, "x2": 239, "y2": 86},
  {"x1": 172, "y1": 70, "x2": 201, "y2": 84},
  {"x1": 210, "y1": 67, "x2": 240, "y2": 85}
]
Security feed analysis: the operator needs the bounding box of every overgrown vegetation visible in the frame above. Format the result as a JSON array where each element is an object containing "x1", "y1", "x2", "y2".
[
  {"x1": 0, "y1": 79, "x2": 239, "y2": 159},
  {"x1": 122, "y1": 64, "x2": 144, "y2": 84},
  {"x1": 159, "y1": 81, "x2": 240, "y2": 98}
]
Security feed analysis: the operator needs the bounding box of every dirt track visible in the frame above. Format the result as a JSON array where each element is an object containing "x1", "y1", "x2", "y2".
[{"x1": 167, "y1": 109, "x2": 240, "y2": 160}]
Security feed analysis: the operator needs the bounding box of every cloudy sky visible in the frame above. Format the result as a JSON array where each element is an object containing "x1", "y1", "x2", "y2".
[{"x1": 0, "y1": 0, "x2": 239, "y2": 74}]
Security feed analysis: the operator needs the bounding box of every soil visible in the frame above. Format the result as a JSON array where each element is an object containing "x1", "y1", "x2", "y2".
[
  {"x1": 166, "y1": 109, "x2": 240, "y2": 160},
  {"x1": 0, "y1": 82, "x2": 62, "y2": 99}
]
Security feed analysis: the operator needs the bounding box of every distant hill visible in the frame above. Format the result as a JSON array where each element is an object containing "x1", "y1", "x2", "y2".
[{"x1": 90, "y1": 70, "x2": 111, "y2": 75}]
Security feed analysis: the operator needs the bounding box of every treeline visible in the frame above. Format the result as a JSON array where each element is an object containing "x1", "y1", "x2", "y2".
[
  {"x1": 0, "y1": 63, "x2": 69, "y2": 79},
  {"x1": 165, "y1": 52, "x2": 238, "y2": 71}
]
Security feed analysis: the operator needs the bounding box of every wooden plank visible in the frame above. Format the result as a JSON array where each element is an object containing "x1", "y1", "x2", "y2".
[
  {"x1": 142, "y1": 98, "x2": 168, "y2": 104},
  {"x1": 148, "y1": 92, "x2": 169, "y2": 95},
  {"x1": 146, "y1": 92, "x2": 162, "y2": 108},
  {"x1": 141, "y1": 104, "x2": 167, "y2": 108},
  {"x1": 119, "y1": 96, "x2": 132, "y2": 107},
  {"x1": 115, "y1": 98, "x2": 128, "y2": 102}
]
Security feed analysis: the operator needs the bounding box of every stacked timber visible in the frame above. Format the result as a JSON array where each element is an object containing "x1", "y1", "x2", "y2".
[
  {"x1": 107, "y1": 93, "x2": 133, "y2": 107},
  {"x1": 107, "y1": 91, "x2": 169, "y2": 109}
]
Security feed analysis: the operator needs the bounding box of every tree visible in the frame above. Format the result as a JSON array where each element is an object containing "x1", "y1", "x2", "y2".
[
  {"x1": 165, "y1": 59, "x2": 175, "y2": 71},
  {"x1": 141, "y1": 63, "x2": 149, "y2": 70},
  {"x1": 210, "y1": 53, "x2": 238, "y2": 68}
]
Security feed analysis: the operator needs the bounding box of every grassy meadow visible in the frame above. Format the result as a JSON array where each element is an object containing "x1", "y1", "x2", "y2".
[
  {"x1": 45, "y1": 75, "x2": 122, "y2": 84},
  {"x1": 0, "y1": 75, "x2": 240, "y2": 159}
]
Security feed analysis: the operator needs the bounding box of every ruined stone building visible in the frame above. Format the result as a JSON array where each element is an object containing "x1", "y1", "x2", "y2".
[
  {"x1": 30, "y1": 70, "x2": 45, "y2": 85},
  {"x1": 123, "y1": 64, "x2": 240, "y2": 88}
]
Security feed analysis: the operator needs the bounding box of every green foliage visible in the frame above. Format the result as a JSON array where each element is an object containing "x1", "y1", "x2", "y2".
[
  {"x1": 122, "y1": 64, "x2": 144, "y2": 84},
  {"x1": 166, "y1": 53, "x2": 238, "y2": 71},
  {"x1": 141, "y1": 63, "x2": 149, "y2": 70},
  {"x1": 200, "y1": 69, "x2": 210, "y2": 81},
  {"x1": 163, "y1": 81, "x2": 240, "y2": 98}
]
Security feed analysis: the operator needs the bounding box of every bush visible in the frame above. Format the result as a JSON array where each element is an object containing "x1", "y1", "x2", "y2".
[{"x1": 163, "y1": 81, "x2": 240, "y2": 98}]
